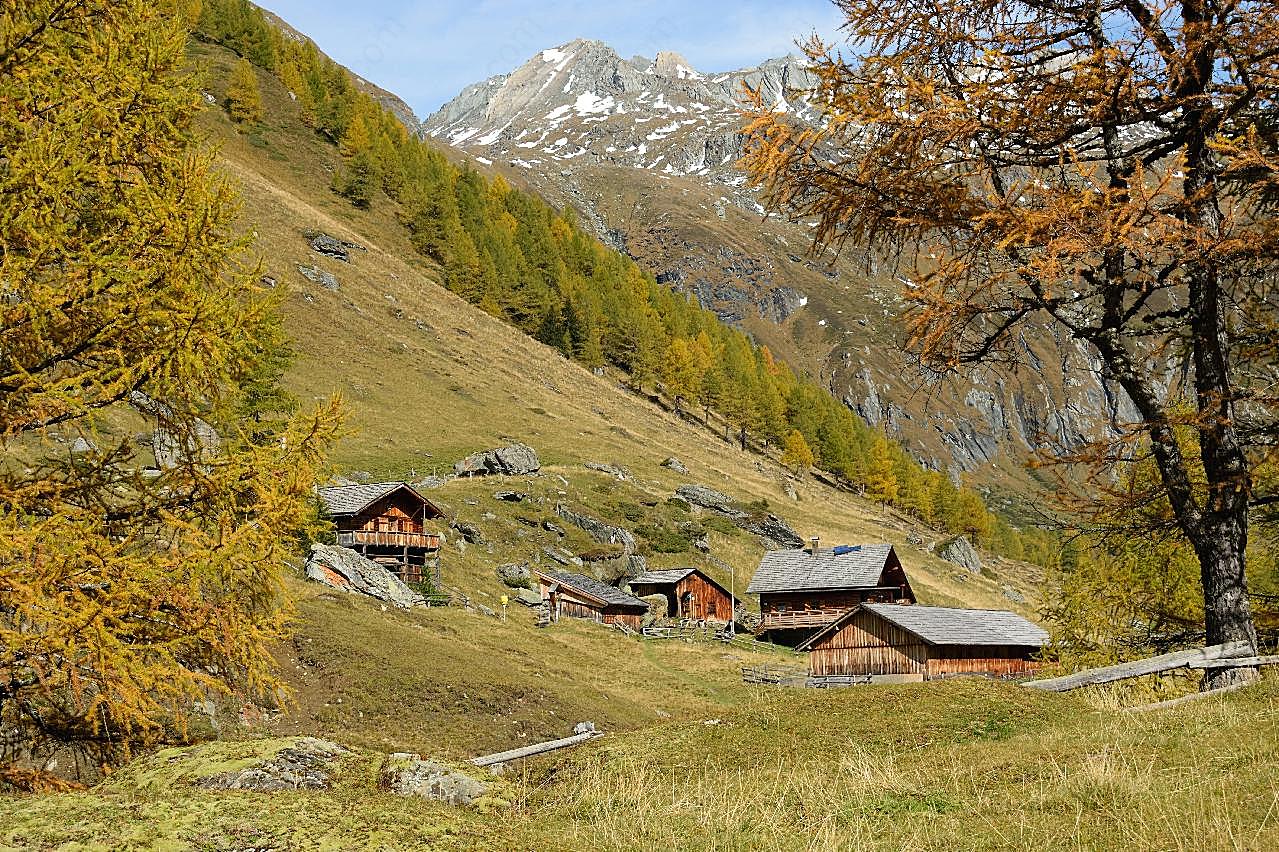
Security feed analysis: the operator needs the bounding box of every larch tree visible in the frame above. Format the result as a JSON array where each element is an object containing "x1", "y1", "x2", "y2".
[
  {"x1": 744, "y1": 0, "x2": 1279, "y2": 685},
  {"x1": 225, "y1": 57, "x2": 261, "y2": 124},
  {"x1": 1, "y1": 0, "x2": 340, "y2": 784},
  {"x1": 781, "y1": 429, "x2": 815, "y2": 476}
]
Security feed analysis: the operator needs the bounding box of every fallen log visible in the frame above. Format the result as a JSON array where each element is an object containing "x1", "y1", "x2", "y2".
[
  {"x1": 1024, "y1": 641, "x2": 1253, "y2": 692},
  {"x1": 1187, "y1": 655, "x2": 1279, "y2": 669},
  {"x1": 470, "y1": 723, "x2": 601, "y2": 767},
  {"x1": 1127, "y1": 682, "x2": 1252, "y2": 713}
]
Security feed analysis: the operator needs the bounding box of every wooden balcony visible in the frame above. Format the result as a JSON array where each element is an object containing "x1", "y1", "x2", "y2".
[
  {"x1": 759, "y1": 609, "x2": 845, "y2": 629},
  {"x1": 337, "y1": 530, "x2": 441, "y2": 549}
]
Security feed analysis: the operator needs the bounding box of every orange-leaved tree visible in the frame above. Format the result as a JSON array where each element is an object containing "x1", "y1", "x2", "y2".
[
  {"x1": 0, "y1": 0, "x2": 341, "y2": 785},
  {"x1": 743, "y1": 0, "x2": 1279, "y2": 686}
]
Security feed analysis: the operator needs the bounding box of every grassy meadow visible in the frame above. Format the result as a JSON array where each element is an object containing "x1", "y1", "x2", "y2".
[
  {"x1": 5, "y1": 674, "x2": 1277, "y2": 850},
  {"x1": 6, "y1": 38, "x2": 1276, "y2": 852}
]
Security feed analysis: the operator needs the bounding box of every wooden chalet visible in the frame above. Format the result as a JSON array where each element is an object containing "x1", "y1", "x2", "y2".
[
  {"x1": 627, "y1": 568, "x2": 737, "y2": 623},
  {"x1": 796, "y1": 603, "x2": 1048, "y2": 681},
  {"x1": 534, "y1": 568, "x2": 650, "y2": 630},
  {"x1": 318, "y1": 482, "x2": 444, "y2": 586},
  {"x1": 746, "y1": 540, "x2": 915, "y2": 642}
]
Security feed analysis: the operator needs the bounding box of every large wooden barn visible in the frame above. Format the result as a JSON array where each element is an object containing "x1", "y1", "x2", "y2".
[
  {"x1": 627, "y1": 568, "x2": 737, "y2": 623},
  {"x1": 796, "y1": 603, "x2": 1048, "y2": 681},
  {"x1": 746, "y1": 541, "x2": 916, "y2": 642},
  {"x1": 534, "y1": 568, "x2": 650, "y2": 630},
  {"x1": 318, "y1": 482, "x2": 445, "y2": 585}
]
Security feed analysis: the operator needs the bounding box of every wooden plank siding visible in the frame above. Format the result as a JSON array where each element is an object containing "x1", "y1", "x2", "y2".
[
  {"x1": 760, "y1": 589, "x2": 906, "y2": 630},
  {"x1": 926, "y1": 650, "x2": 1039, "y2": 678},
  {"x1": 806, "y1": 609, "x2": 1041, "y2": 680},
  {"x1": 807, "y1": 610, "x2": 927, "y2": 676},
  {"x1": 538, "y1": 581, "x2": 645, "y2": 630},
  {"x1": 674, "y1": 573, "x2": 733, "y2": 621}
]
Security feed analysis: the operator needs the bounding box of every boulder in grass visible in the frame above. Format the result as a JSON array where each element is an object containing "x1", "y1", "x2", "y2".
[
  {"x1": 379, "y1": 754, "x2": 488, "y2": 806},
  {"x1": 496, "y1": 563, "x2": 532, "y2": 588},
  {"x1": 661, "y1": 456, "x2": 689, "y2": 474},
  {"x1": 305, "y1": 544, "x2": 424, "y2": 608},
  {"x1": 938, "y1": 535, "x2": 983, "y2": 574},
  {"x1": 194, "y1": 738, "x2": 349, "y2": 792},
  {"x1": 454, "y1": 443, "x2": 541, "y2": 477}
]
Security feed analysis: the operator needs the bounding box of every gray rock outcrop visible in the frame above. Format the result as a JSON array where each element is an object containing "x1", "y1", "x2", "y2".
[
  {"x1": 673, "y1": 484, "x2": 802, "y2": 549},
  {"x1": 496, "y1": 562, "x2": 532, "y2": 588},
  {"x1": 554, "y1": 504, "x2": 637, "y2": 554},
  {"x1": 938, "y1": 536, "x2": 983, "y2": 575},
  {"x1": 378, "y1": 754, "x2": 489, "y2": 806},
  {"x1": 194, "y1": 738, "x2": 349, "y2": 792},
  {"x1": 675, "y1": 484, "x2": 733, "y2": 512},
  {"x1": 307, "y1": 232, "x2": 366, "y2": 262},
  {"x1": 454, "y1": 443, "x2": 541, "y2": 476},
  {"x1": 513, "y1": 587, "x2": 543, "y2": 607},
  {"x1": 661, "y1": 456, "x2": 689, "y2": 474},
  {"x1": 585, "y1": 462, "x2": 631, "y2": 481},
  {"x1": 297, "y1": 264, "x2": 339, "y2": 291},
  {"x1": 305, "y1": 544, "x2": 425, "y2": 608},
  {"x1": 129, "y1": 390, "x2": 220, "y2": 469}
]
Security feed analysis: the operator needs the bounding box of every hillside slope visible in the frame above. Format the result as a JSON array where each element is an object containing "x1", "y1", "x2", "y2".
[
  {"x1": 423, "y1": 41, "x2": 1139, "y2": 493},
  {"x1": 181, "y1": 36, "x2": 1055, "y2": 755}
]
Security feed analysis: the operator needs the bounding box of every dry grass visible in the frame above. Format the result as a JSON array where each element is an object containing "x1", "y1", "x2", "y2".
[{"x1": 9, "y1": 678, "x2": 1274, "y2": 850}]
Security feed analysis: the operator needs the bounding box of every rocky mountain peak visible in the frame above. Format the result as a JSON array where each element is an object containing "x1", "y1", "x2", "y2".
[
  {"x1": 652, "y1": 50, "x2": 700, "y2": 79},
  {"x1": 422, "y1": 40, "x2": 818, "y2": 184}
]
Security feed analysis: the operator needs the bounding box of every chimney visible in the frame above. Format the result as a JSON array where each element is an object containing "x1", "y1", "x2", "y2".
[{"x1": 810, "y1": 536, "x2": 820, "y2": 556}]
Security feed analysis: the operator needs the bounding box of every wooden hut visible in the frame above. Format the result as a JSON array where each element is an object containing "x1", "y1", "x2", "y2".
[
  {"x1": 627, "y1": 568, "x2": 737, "y2": 622},
  {"x1": 534, "y1": 568, "x2": 649, "y2": 630},
  {"x1": 746, "y1": 541, "x2": 915, "y2": 641},
  {"x1": 318, "y1": 482, "x2": 444, "y2": 585},
  {"x1": 796, "y1": 603, "x2": 1048, "y2": 681}
]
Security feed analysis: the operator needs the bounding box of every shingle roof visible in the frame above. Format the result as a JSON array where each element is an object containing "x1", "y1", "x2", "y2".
[
  {"x1": 536, "y1": 568, "x2": 649, "y2": 610},
  {"x1": 317, "y1": 482, "x2": 441, "y2": 518},
  {"x1": 746, "y1": 544, "x2": 896, "y2": 594},
  {"x1": 629, "y1": 567, "x2": 739, "y2": 602},
  {"x1": 800, "y1": 604, "x2": 1048, "y2": 649},
  {"x1": 629, "y1": 568, "x2": 697, "y2": 585}
]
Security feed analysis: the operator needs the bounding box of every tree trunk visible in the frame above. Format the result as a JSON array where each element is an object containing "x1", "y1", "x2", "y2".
[{"x1": 1191, "y1": 513, "x2": 1259, "y2": 689}]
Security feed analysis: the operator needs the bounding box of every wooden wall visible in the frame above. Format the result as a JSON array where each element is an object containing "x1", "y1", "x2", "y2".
[
  {"x1": 761, "y1": 589, "x2": 904, "y2": 622},
  {"x1": 925, "y1": 646, "x2": 1040, "y2": 678},
  {"x1": 674, "y1": 573, "x2": 733, "y2": 622},
  {"x1": 602, "y1": 610, "x2": 645, "y2": 630},
  {"x1": 807, "y1": 611, "x2": 1041, "y2": 679},
  {"x1": 539, "y1": 580, "x2": 645, "y2": 629},
  {"x1": 808, "y1": 610, "x2": 927, "y2": 676},
  {"x1": 343, "y1": 491, "x2": 427, "y2": 534}
]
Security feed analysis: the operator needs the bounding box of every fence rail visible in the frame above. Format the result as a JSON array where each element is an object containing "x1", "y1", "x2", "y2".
[
  {"x1": 642, "y1": 624, "x2": 729, "y2": 642},
  {"x1": 1023, "y1": 641, "x2": 1253, "y2": 692},
  {"x1": 337, "y1": 530, "x2": 441, "y2": 549},
  {"x1": 758, "y1": 611, "x2": 842, "y2": 629},
  {"x1": 741, "y1": 664, "x2": 810, "y2": 686}
]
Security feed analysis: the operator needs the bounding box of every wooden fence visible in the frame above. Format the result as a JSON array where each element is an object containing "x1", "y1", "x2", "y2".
[
  {"x1": 642, "y1": 624, "x2": 729, "y2": 642},
  {"x1": 741, "y1": 664, "x2": 810, "y2": 686},
  {"x1": 1024, "y1": 640, "x2": 1277, "y2": 710}
]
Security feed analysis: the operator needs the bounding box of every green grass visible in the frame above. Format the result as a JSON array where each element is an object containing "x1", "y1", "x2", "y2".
[
  {"x1": 10, "y1": 39, "x2": 1245, "y2": 851},
  {"x1": 6, "y1": 678, "x2": 1277, "y2": 850}
]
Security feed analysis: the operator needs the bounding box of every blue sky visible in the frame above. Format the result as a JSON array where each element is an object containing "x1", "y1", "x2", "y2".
[{"x1": 260, "y1": 1, "x2": 845, "y2": 118}]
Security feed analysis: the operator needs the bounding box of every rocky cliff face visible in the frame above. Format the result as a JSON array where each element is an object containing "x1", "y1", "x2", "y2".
[{"x1": 421, "y1": 41, "x2": 1134, "y2": 492}]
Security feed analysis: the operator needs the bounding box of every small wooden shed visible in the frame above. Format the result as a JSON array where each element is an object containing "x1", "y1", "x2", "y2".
[
  {"x1": 627, "y1": 568, "x2": 737, "y2": 622},
  {"x1": 747, "y1": 541, "x2": 916, "y2": 638},
  {"x1": 796, "y1": 603, "x2": 1048, "y2": 681},
  {"x1": 534, "y1": 568, "x2": 650, "y2": 630},
  {"x1": 317, "y1": 482, "x2": 445, "y2": 585}
]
